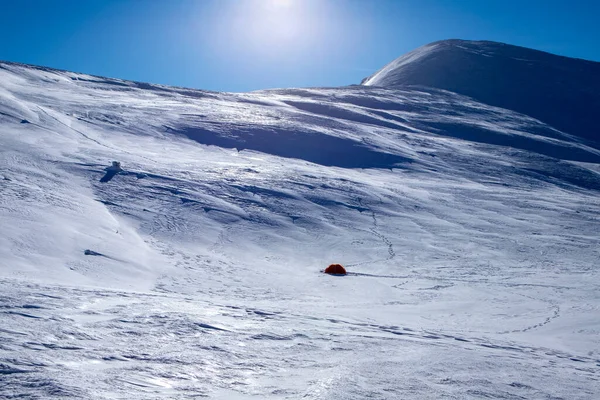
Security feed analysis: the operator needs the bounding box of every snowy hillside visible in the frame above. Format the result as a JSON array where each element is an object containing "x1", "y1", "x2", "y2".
[
  {"x1": 362, "y1": 39, "x2": 600, "y2": 147},
  {"x1": 1, "y1": 42, "x2": 599, "y2": 399}
]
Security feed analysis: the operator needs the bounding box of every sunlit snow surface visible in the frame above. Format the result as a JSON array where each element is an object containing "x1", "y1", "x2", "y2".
[{"x1": 1, "y1": 62, "x2": 599, "y2": 399}]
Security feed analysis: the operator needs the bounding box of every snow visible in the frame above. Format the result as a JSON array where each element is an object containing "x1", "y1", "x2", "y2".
[
  {"x1": 362, "y1": 39, "x2": 600, "y2": 147},
  {"x1": 1, "y1": 51, "x2": 599, "y2": 399}
]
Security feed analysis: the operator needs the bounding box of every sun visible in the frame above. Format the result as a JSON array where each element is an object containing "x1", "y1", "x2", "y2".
[
  {"x1": 209, "y1": 0, "x2": 327, "y2": 60},
  {"x1": 269, "y1": 0, "x2": 293, "y2": 7},
  {"x1": 242, "y1": 0, "x2": 306, "y2": 48}
]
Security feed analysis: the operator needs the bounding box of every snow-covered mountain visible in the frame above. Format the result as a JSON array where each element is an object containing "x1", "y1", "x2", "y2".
[
  {"x1": 362, "y1": 39, "x2": 600, "y2": 147},
  {"x1": 1, "y1": 40, "x2": 599, "y2": 399}
]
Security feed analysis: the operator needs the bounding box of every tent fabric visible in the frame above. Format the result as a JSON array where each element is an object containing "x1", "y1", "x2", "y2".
[{"x1": 324, "y1": 264, "x2": 347, "y2": 275}]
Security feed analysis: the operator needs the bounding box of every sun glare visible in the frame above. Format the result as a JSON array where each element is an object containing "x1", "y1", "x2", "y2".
[
  {"x1": 255, "y1": 0, "x2": 303, "y2": 43},
  {"x1": 270, "y1": 0, "x2": 293, "y2": 7},
  {"x1": 211, "y1": 0, "x2": 326, "y2": 60}
]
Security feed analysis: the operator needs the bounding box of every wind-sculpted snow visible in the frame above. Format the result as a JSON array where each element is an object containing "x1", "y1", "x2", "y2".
[
  {"x1": 1, "y1": 280, "x2": 598, "y2": 399},
  {"x1": 0, "y1": 59, "x2": 599, "y2": 398},
  {"x1": 363, "y1": 39, "x2": 600, "y2": 147}
]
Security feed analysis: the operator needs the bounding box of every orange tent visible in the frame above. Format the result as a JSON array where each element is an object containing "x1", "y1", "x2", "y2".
[{"x1": 324, "y1": 263, "x2": 347, "y2": 275}]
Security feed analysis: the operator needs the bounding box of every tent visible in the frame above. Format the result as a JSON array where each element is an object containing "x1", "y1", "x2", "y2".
[{"x1": 324, "y1": 263, "x2": 347, "y2": 275}]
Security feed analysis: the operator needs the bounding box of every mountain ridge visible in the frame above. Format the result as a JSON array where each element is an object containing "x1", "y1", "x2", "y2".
[{"x1": 362, "y1": 39, "x2": 600, "y2": 147}]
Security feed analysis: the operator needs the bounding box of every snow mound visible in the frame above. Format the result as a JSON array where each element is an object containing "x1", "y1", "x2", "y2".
[{"x1": 362, "y1": 39, "x2": 600, "y2": 146}]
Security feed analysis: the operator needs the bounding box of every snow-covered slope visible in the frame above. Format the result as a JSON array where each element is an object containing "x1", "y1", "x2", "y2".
[
  {"x1": 1, "y1": 52, "x2": 599, "y2": 399},
  {"x1": 362, "y1": 39, "x2": 600, "y2": 147}
]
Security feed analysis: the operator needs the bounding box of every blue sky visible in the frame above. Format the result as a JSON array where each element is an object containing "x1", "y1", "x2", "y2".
[{"x1": 1, "y1": 0, "x2": 598, "y2": 92}]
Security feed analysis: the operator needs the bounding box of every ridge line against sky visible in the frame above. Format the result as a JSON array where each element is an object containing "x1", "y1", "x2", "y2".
[{"x1": 1, "y1": 0, "x2": 599, "y2": 92}]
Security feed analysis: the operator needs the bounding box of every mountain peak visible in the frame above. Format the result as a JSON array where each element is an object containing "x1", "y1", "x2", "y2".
[
  {"x1": 362, "y1": 39, "x2": 597, "y2": 87},
  {"x1": 362, "y1": 40, "x2": 600, "y2": 145}
]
